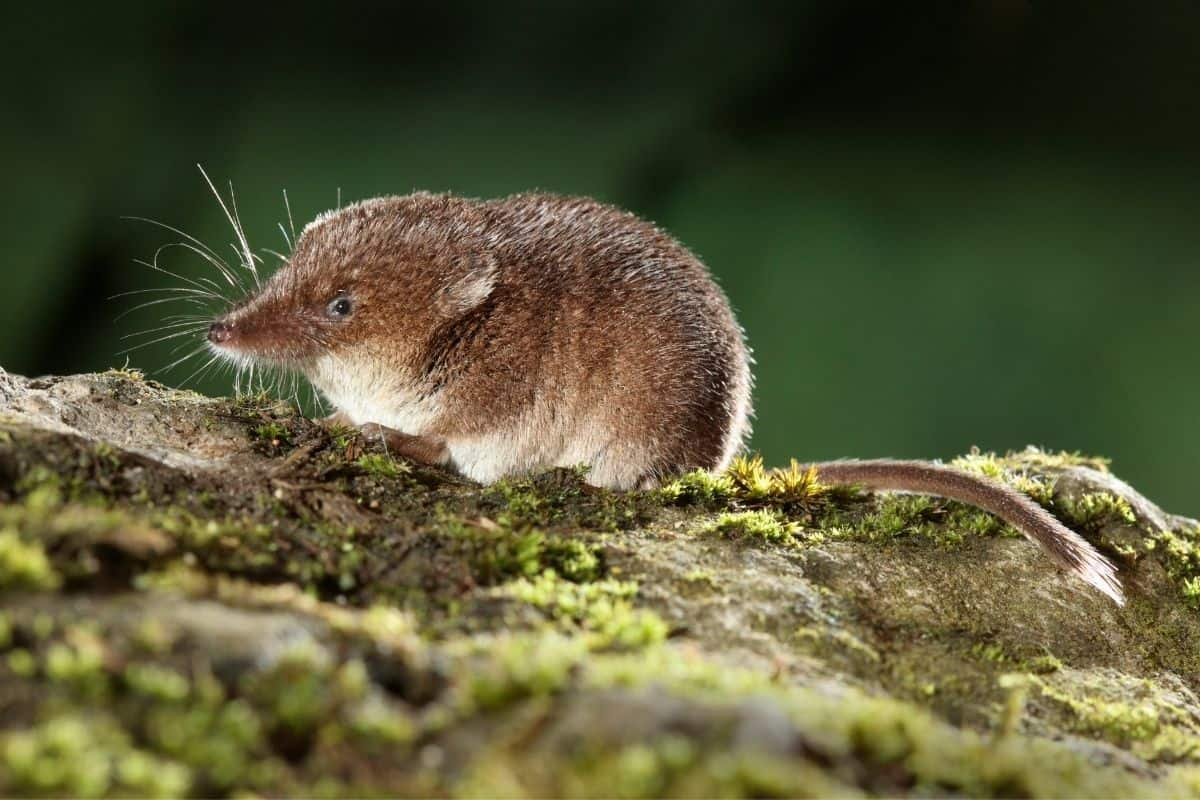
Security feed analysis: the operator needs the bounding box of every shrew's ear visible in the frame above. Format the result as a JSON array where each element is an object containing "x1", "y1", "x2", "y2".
[{"x1": 438, "y1": 253, "x2": 497, "y2": 314}]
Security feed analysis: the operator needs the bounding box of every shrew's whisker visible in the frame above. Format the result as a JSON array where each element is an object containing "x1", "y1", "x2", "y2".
[
  {"x1": 198, "y1": 164, "x2": 260, "y2": 289},
  {"x1": 178, "y1": 352, "x2": 224, "y2": 389},
  {"x1": 117, "y1": 326, "x2": 208, "y2": 355},
  {"x1": 114, "y1": 295, "x2": 214, "y2": 322},
  {"x1": 148, "y1": 243, "x2": 242, "y2": 296},
  {"x1": 120, "y1": 319, "x2": 209, "y2": 341},
  {"x1": 122, "y1": 216, "x2": 246, "y2": 293},
  {"x1": 157, "y1": 343, "x2": 210, "y2": 375}
]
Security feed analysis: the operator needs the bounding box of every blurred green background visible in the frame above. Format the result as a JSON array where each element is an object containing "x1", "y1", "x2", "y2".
[{"x1": 4, "y1": 2, "x2": 1200, "y2": 512}]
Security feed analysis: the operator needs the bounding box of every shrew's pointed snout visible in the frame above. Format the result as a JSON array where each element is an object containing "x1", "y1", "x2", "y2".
[{"x1": 208, "y1": 320, "x2": 233, "y2": 345}]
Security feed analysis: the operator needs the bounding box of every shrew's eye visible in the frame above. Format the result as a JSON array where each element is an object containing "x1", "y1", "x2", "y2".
[{"x1": 326, "y1": 295, "x2": 353, "y2": 319}]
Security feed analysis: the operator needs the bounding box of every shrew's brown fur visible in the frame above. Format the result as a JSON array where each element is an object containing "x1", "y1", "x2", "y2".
[
  {"x1": 208, "y1": 190, "x2": 1123, "y2": 604},
  {"x1": 211, "y1": 192, "x2": 752, "y2": 490}
]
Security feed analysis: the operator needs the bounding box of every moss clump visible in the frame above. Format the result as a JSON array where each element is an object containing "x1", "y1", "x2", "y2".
[
  {"x1": 442, "y1": 515, "x2": 602, "y2": 585},
  {"x1": 251, "y1": 421, "x2": 292, "y2": 449},
  {"x1": 820, "y1": 493, "x2": 1005, "y2": 548},
  {"x1": 102, "y1": 366, "x2": 147, "y2": 383},
  {"x1": 1146, "y1": 525, "x2": 1200, "y2": 608},
  {"x1": 664, "y1": 456, "x2": 847, "y2": 514},
  {"x1": 241, "y1": 638, "x2": 338, "y2": 735},
  {"x1": 504, "y1": 570, "x2": 668, "y2": 649},
  {"x1": 658, "y1": 469, "x2": 734, "y2": 506},
  {"x1": 700, "y1": 509, "x2": 799, "y2": 545},
  {"x1": 43, "y1": 627, "x2": 111, "y2": 699},
  {"x1": 460, "y1": 631, "x2": 590, "y2": 712},
  {"x1": 16, "y1": 468, "x2": 68, "y2": 509},
  {"x1": 153, "y1": 510, "x2": 276, "y2": 569},
  {"x1": 971, "y1": 642, "x2": 1011, "y2": 665},
  {"x1": 1, "y1": 714, "x2": 192, "y2": 798},
  {"x1": 954, "y1": 446, "x2": 1112, "y2": 476},
  {"x1": 1024, "y1": 654, "x2": 1064, "y2": 674},
  {"x1": 354, "y1": 452, "x2": 408, "y2": 480},
  {"x1": 1028, "y1": 670, "x2": 1200, "y2": 761},
  {"x1": 123, "y1": 663, "x2": 191, "y2": 703},
  {"x1": 1, "y1": 494, "x2": 173, "y2": 590},
  {"x1": 550, "y1": 737, "x2": 848, "y2": 799},
  {"x1": 795, "y1": 625, "x2": 881, "y2": 664},
  {"x1": 139, "y1": 688, "x2": 280, "y2": 794},
  {"x1": 483, "y1": 469, "x2": 650, "y2": 533},
  {"x1": 0, "y1": 529, "x2": 61, "y2": 591},
  {"x1": 0, "y1": 596, "x2": 429, "y2": 796},
  {"x1": 951, "y1": 450, "x2": 1059, "y2": 507},
  {"x1": 725, "y1": 455, "x2": 834, "y2": 507},
  {"x1": 489, "y1": 478, "x2": 551, "y2": 524},
  {"x1": 1057, "y1": 491, "x2": 1137, "y2": 529}
]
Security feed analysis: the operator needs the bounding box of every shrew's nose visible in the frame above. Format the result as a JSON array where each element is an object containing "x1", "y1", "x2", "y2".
[{"x1": 208, "y1": 320, "x2": 233, "y2": 345}]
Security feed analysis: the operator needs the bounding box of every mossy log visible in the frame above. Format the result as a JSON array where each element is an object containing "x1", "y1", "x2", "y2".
[{"x1": 3, "y1": 369, "x2": 1200, "y2": 797}]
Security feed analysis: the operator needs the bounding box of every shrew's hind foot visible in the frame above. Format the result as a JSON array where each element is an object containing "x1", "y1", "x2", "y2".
[{"x1": 321, "y1": 413, "x2": 450, "y2": 467}]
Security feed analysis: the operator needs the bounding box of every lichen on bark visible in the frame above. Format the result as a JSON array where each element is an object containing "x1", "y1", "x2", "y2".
[{"x1": 2, "y1": 370, "x2": 1200, "y2": 797}]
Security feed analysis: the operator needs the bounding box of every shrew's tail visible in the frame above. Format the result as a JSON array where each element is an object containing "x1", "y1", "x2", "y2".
[{"x1": 805, "y1": 459, "x2": 1125, "y2": 605}]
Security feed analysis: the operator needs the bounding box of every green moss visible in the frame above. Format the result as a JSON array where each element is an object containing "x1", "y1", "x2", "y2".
[
  {"x1": 543, "y1": 538, "x2": 601, "y2": 583},
  {"x1": 7, "y1": 648, "x2": 37, "y2": 677},
  {"x1": 816, "y1": 489, "x2": 1012, "y2": 549},
  {"x1": 728, "y1": 455, "x2": 824, "y2": 505},
  {"x1": 124, "y1": 663, "x2": 191, "y2": 702},
  {"x1": 1024, "y1": 654, "x2": 1064, "y2": 674},
  {"x1": 1184, "y1": 576, "x2": 1200, "y2": 608},
  {"x1": 15, "y1": 467, "x2": 66, "y2": 510},
  {"x1": 354, "y1": 452, "x2": 409, "y2": 480},
  {"x1": 141, "y1": 693, "x2": 278, "y2": 794},
  {"x1": 971, "y1": 642, "x2": 1010, "y2": 664},
  {"x1": 954, "y1": 446, "x2": 1112, "y2": 475},
  {"x1": 658, "y1": 469, "x2": 733, "y2": 506},
  {"x1": 345, "y1": 693, "x2": 416, "y2": 749},
  {"x1": 682, "y1": 569, "x2": 716, "y2": 586},
  {"x1": 44, "y1": 627, "x2": 110, "y2": 699},
  {"x1": 441, "y1": 515, "x2": 602, "y2": 585},
  {"x1": 951, "y1": 451, "x2": 1058, "y2": 508},
  {"x1": 700, "y1": 509, "x2": 799, "y2": 545},
  {"x1": 795, "y1": 626, "x2": 881, "y2": 664},
  {"x1": 468, "y1": 469, "x2": 652, "y2": 535},
  {"x1": 504, "y1": 570, "x2": 668, "y2": 649},
  {"x1": 1028, "y1": 670, "x2": 1200, "y2": 760},
  {"x1": 131, "y1": 618, "x2": 178, "y2": 656},
  {"x1": 490, "y1": 478, "x2": 549, "y2": 523},
  {"x1": 996, "y1": 673, "x2": 1033, "y2": 739},
  {"x1": 550, "y1": 736, "x2": 850, "y2": 799},
  {"x1": 667, "y1": 455, "x2": 852, "y2": 515},
  {"x1": 0, "y1": 529, "x2": 61, "y2": 591},
  {"x1": 5, "y1": 373, "x2": 1200, "y2": 796},
  {"x1": 485, "y1": 646, "x2": 1186, "y2": 798},
  {"x1": 242, "y1": 638, "x2": 337, "y2": 734},
  {"x1": 1057, "y1": 491, "x2": 1137, "y2": 529},
  {"x1": 30, "y1": 615, "x2": 53, "y2": 641},
  {"x1": 1, "y1": 714, "x2": 192, "y2": 798},
  {"x1": 152, "y1": 509, "x2": 277, "y2": 571},
  {"x1": 1146, "y1": 525, "x2": 1200, "y2": 608},
  {"x1": 0, "y1": 498, "x2": 175, "y2": 591},
  {"x1": 0, "y1": 597, "x2": 428, "y2": 795},
  {"x1": 330, "y1": 427, "x2": 356, "y2": 451},
  {"x1": 102, "y1": 366, "x2": 147, "y2": 382},
  {"x1": 461, "y1": 631, "x2": 589, "y2": 712},
  {"x1": 252, "y1": 421, "x2": 292, "y2": 448}
]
